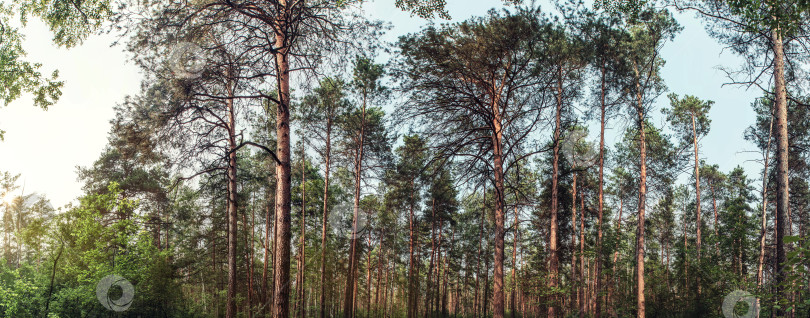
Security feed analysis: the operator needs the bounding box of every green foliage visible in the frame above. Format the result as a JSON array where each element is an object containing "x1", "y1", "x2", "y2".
[
  {"x1": 386, "y1": 134, "x2": 428, "y2": 212},
  {"x1": 0, "y1": 183, "x2": 193, "y2": 317},
  {"x1": 394, "y1": 0, "x2": 451, "y2": 19},
  {"x1": 426, "y1": 164, "x2": 458, "y2": 223},
  {"x1": 593, "y1": 0, "x2": 650, "y2": 22},
  {"x1": 15, "y1": 0, "x2": 111, "y2": 48},
  {"x1": 0, "y1": 263, "x2": 45, "y2": 317},
  {"x1": 614, "y1": 121, "x2": 678, "y2": 190},
  {"x1": 394, "y1": 0, "x2": 523, "y2": 19},
  {"x1": 6, "y1": 1, "x2": 810, "y2": 317},
  {"x1": 0, "y1": 4, "x2": 62, "y2": 112},
  {"x1": 0, "y1": 0, "x2": 111, "y2": 134},
  {"x1": 664, "y1": 93, "x2": 713, "y2": 146},
  {"x1": 722, "y1": 0, "x2": 810, "y2": 37}
]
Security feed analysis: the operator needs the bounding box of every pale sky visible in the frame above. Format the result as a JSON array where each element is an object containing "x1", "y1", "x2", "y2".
[{"x1": 0, "y1": 1, "x2": 761, "y2": 208}]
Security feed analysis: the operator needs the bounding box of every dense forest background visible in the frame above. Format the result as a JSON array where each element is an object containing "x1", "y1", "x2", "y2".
[{"x1": 1, "y1": 0, "x2": 810, "y2": 317}]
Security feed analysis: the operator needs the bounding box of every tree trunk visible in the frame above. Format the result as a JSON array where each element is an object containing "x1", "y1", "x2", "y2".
[
  {"x1": 666, "y1": 241, "x2": 671, "y2": 294},
  {"x1": 711, "y1": 184, "x2": 719, "y2": 256},
  {"x1": 383, "y1": 256, "x2": 390, "y2": 318},
  {"x1": 548, "y1": 66, "x2": 563, "y2": 318},
  {"x1": 272, "y1": 4, "x2": 293, "y2": 315},
  {"x1": 264, "y1": 176, "x2": 273, "y2": 316},
  {"x1": 633, "y1": 62, "x2": 647, "y2": 318},
  {"x1": 475, "y1": 187, "x2": 485, "y2": 318},
  {"x1": 691, "y1": 114, "x2": 703, "y2": 298},
  {"x1": 757, "y1": 102, "x2": 773, "y2": 299},
  {"x1": 353, "y1": 275, "x2": 358, "y2": 316},
  {"x1": 226, "y1": 71, "x2": 239, "y2": 318},
  {"x1": 692, "y1": 114, "x2": 702, "y2": 257},
  {"x1": 579, "y1": 187, "x2": 586, "y2": 318},
  {"x1": 683, "y1": 195, "x2": 689, "y2": 297},
  {"x1": 435, "y1": 219, "x2": 444, "y2": 317},
  {"x1": 43, "y1": 244, "x2": 63, "y2": 317},
  {"x1": 272, "y1": 190, "x2": 279, "y2": 314},
  {"x1": 444, "y1": 226, "x2": 454, "y2": 317},
  {"x1": 571, "y1": 172, "x2": 579, "y2": 315},
  {"x1": 511, "y1": 203, "x2": 519, "y2": 318},
  {"x1": 366, "y1": 231, "x2": 372, "y2": 317},
  {"x1": 425, "y1": 199, "x2": 437, "y2": 318},
  {"x1": 248, "y1": 196, "x2": 256, "y2": 318},
  {"x1": 415, "y1": 235, "x2": 422, "y2": 318},
  {"x1": 344, "y1": 93, "x2": 367, "y2": 318},
  {"x1": 408, "y1": 181, "x2": 418, "y2": 318},
  {"x1": 484, "y1": 239, "x2": 491, "y2": 318},
  {"x1": 298, "y1": 145, "x2": 307, "y2": 318},
  {"x1": 772, "y1": 27, "x2": 789, "y2": 317},
  {"x1": 491, "y1": 91, "x2": 507, "y2": 318},
  {"x1": 320, "y1": 117, "x2": 333, "y2": 318},
  {"x1": 610, "y1": 198, "x2": 623, "y2": 318},
  {"x1": 375, "y1": 234, "x2": 384, "y2": 313},
  {"x1": 596, "y1": 63, "x2": 606, "y2": 318}
]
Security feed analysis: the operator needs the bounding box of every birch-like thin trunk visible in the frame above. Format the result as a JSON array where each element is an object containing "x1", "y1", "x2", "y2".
[
  {"x1": 579, "y1": 188, "x2": 586, "y2": 318},
  {"x1": 756, "y1": 103, "x2": 773, "y2": 309},
  {"x1": 474, "y1": 187, "x2": 485, "y2": 318},
  {"x1": 320, "y1": 116, "x2": 332, "y2": 318},
  {"x1": 511, "y1": 203, "x2": 519, "y2": 318},
  {"x1": 691, "y1": 114, "x2": 703, "y2": 298},
  {"x1": 408, "y1": 182, "x2": 418, "y2": 318},
  {"x1": 298, "y1": 145, "x2": 307, "y2": 318},
  {"x1": 571, "y1": 172, "x2": 579, "y2": 315}
]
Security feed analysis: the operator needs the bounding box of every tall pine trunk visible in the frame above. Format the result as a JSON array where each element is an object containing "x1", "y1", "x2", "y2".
[
  {"x1": 491, "y1": 91, "x2": 507, "y2": 318},
  {"x1": 691, "y1": 113, "x2": 703, "y2": 298},
  {"x1": 772, "y1": 27, "x2": 789, "y2": 316},
  {"x1": 366, "y1": 229, "x2": 372, "y2": 317},
  {"x1": 579, "y1": 187, "x2": 586, "y2": 318},
  {"x1": 344, "y1": 95, "x2": 367, "y2": 318},
  {"x1": 320, "y1": 117, "x2": 332, "y2": 318},
  {"x1": 757, "y1": 104, "x2": 773, "y2": 295},
  {"x1": 609, "y1": 197, "x2": 622, "y2": 317},
  {"x1": 475, "y1": 187, "x2": 485, "y2": 318},
  {"x1": 264, "y1": 142, "x2": 275, "y2": 316},
  {"x1": 711, "y1": 183, "x2": 719, "y2": 256},
  {"x1": 435, "y1": 219, "x2": 444, "y2": 316},
  {"x1": 571, "y1": 172, "x2": 579, "y2": 315},
  {"x1": 511, "y1": 203, "x2": 519, "y2": 318},
  {"x1": 298, "y1": 146, "x2": 307, "y2": 318},
  {"x1": 408, "y1": 181, "x2": 418, "y2": 318},
  {"x1": 633, "y1": 62, "x2": 647, "y2": 318},
  {"x1": 548, "y1": 66, "x2": 563, "y2": 318},
  {"x1": 596, "y1": 63, "x2": 606, "y2": 318},
  {"x1": 272, "y1": 3, "x2": 293, "y2": 314},
  {"x1": 249, "y1": 197, "x2": 256, "y2": 318},
  {"x1": 425, "y1": 199, "x2": 437, "y2": 318},
  {"x1": 226, "y1": 70, "x2": 239, "y2": 318},
  {"x1": 408, "y1": 179, "x2": 419, "y2": 318}
]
